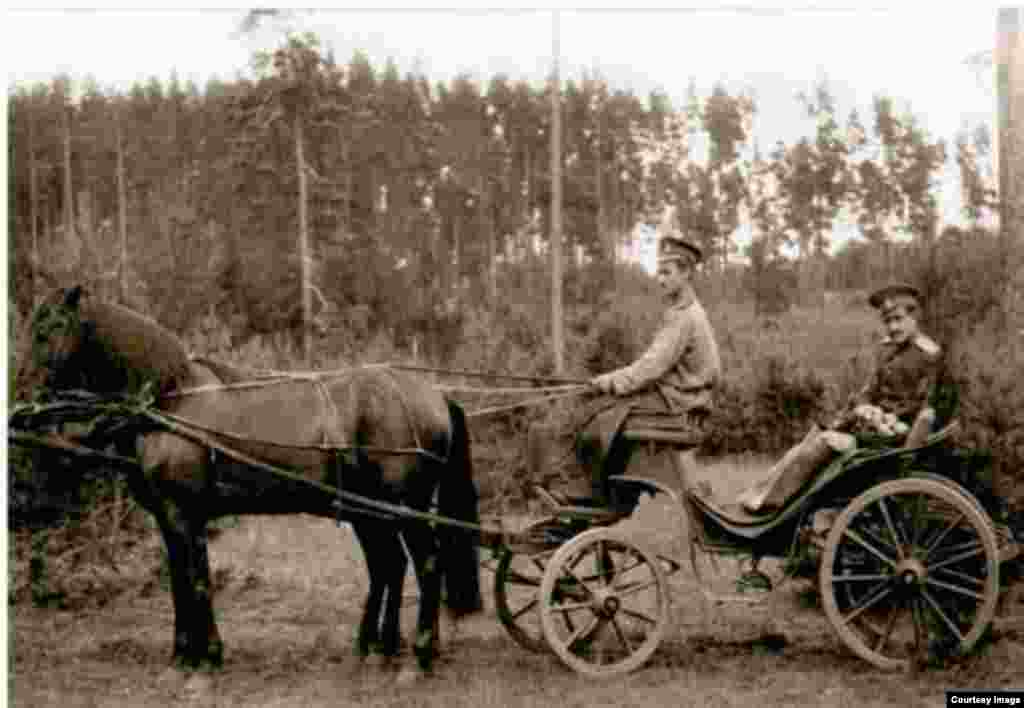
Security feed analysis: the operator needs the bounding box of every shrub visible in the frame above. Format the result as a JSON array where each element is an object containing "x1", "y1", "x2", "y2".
[{"x1": 948, "y1": 330, "x2": 1024, "y2": 507}]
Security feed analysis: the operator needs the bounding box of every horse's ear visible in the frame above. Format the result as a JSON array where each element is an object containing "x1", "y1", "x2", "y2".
[{"x1": 64, "y1": 285, "x2": 84, "y2": 309}]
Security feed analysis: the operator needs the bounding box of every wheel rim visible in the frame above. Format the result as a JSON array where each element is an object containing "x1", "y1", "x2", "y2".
[
  {"x1": 494, "y1": 546, "x2": 553, "y2": 653},
  {"x1": 820, "y1": 477, "x2": 1000, "y2": 670},
  {"x1": 539, "y1": 529, "x2": 670, "y2": 677}
]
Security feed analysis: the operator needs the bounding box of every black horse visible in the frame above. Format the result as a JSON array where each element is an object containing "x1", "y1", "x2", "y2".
[{"x1": 14, "y1": 285, "x2": 482, "y2": 678}]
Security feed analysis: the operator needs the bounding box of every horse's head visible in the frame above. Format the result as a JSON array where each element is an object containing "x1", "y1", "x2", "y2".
[{"x1": 16, "y1": 285, "x2": 87, "y2": 398}]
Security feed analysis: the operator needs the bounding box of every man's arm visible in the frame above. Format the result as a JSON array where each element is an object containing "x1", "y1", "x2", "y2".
[{"x1": 597, "y1": 310, "x2": 689, "y2": 395}]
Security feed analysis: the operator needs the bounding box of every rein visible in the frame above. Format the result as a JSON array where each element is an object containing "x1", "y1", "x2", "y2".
[
  {"x1": 164, "y1": 362, "x2": 595, "y2": 420},
  {"x1": 9, "y1": 422, "x2": 508, "y2": 546}
]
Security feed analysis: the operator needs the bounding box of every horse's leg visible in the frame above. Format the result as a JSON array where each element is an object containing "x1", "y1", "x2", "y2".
[
  {"x1": 140, "y1": 430, "x2": 223, "y2": 670},
  {"x1": 351, "y1": 519, "x2": 387, "y2": 658},
  {"x1": 154, "y1": 502, "x2": 198, "y2": 668},
  {"x1": 400, "y1": 520, "x2": 442, "y2": 674},
  {"x1": 189, "y1": 517, "x2": 223, "y2": 669},
  {"x1": 157, "y1": 500, "x2": 223, "y2": 670},
  {"x1": 378, "y1": 527, "x2": 408, "y2": 658}
]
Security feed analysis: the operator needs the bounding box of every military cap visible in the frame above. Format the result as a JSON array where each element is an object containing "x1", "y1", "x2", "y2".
[
  {"x1": 658, "y1": 233, "x2": 703, "y2": 266},
  {"x1": 868, "y1": 283, "x2": 922, "y2": 316}
]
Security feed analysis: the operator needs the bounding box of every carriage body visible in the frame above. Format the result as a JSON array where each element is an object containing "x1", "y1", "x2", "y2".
[{"x1": 494, "y1": 418, "x2": 1019, "y2": 677}]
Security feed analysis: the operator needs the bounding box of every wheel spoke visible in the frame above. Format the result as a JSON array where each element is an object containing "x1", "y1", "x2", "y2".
[
  {"x1": 838, "y1": 581, "x2": 895, "y2": 625},
  {"x1": 619, "y1": 607, "x2": 659, "y2": 627},
  {"x1": 590, "y1": 619, "x2": 611, "y2": 664},
  {"x1": 878, "y1": 497, "x2": 907, "y2": 559},
  {"x1": 614, "y1": 576, "x2": 661, "y2": 598},
  {"x1": 871, "y1": 598, "x2": 904, "y2": 654},
  {"x1": 924, "y1": 576, "x2": 987, "y2": 602},
  {"x1": 504, "y1": 569, "x2": 542, "y2": 586},
  {"x1": 842, "y1": 527, "x2": 899, "y2": 569},
  {"x1": 610, "y1": 616, "x2": 636, "y2": 653},
  {"x1": 931, "y1": 565, "x2": 986, "y2": 590},
  {"x1": 551, "y1": 600, "x2": 596, "y2": 613},
  {"x1": 910, "y1": 596, "x2": 926, "y2": 657},
  {"x1": 921, "y1": 588, "x2": 966, "y2": 642},
  {"x1": 922, "y1": 512, "x2": 966, "y2": 562},
  {"x1": 595, "y1": 540, "x2": 618, "y2": 586},
  {"x1": 558, "y1": 559, "x2": 596, "y2": 599},
  {"x1": 910, "y1": 491, "x2": 928, "y2": 547},
  {"x1": 830, "y1": 573, "x2": 894, "y2": 584},
  {"x1": 928, "y1": 543, "x2": 986, "y2": 572},
  {"x1": 564, "y1": 615, "x2": 601, "y2": 651},
  {"x1": 855, "y1": 516, "x2": 902, "y2": 560},
  {"x1": 510, "y1": 597, "x2": 539, "y2": 621},
  {"x1": 604, "y1": 552, "x2": 644, "y2": 581}
]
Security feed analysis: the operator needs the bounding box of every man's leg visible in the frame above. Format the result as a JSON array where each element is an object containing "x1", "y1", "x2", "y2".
[{"x1": 576, "y1": 409, "x2": 636, "y2": 507}]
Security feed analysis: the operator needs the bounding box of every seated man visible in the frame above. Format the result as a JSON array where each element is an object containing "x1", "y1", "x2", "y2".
[
  {"x1": 579, "y1": 231, "x2": 721, "y2": 509},
  {"x1": 739, "y1": 283, "x2": 943, "y2": 514},
  {"x1": 833, "y1": 283, "x2": 942, "y2": 436}
]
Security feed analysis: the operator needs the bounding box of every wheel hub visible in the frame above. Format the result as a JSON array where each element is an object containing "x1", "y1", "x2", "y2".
[
  {"x1": 894, "y1": 558, "x2": 927, "y2": 587},
  {"x1": 592, "y1": 588, "x2": 621, "y2": 618}
]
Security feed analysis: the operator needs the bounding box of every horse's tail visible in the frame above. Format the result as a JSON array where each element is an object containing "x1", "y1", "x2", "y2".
[{"x1": 437, "y1": 397, "x2": 483, "y2": 617}]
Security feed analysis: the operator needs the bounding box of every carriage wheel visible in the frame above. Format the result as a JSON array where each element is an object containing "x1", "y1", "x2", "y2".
[
  {"x1": 539, "y1": 528, "x2": 670, "y2": 677},
  {"x1": 494, "y1": 546, "x2": 554, "y2": 653},
  {"x1": 820, "y1": 477, "x2": 1000, "y2": 671}
]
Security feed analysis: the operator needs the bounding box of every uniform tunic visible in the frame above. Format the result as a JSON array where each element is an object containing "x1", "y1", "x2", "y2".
[
  {"x1": 854, "y1": 334, "x2": 942, "y2": 423},
  {"x1": 604, "y1": 289, "x2": 721, "y2": 410},
  {"x1": 578, "y1": 289, "x2": 721, "y2": 504}
]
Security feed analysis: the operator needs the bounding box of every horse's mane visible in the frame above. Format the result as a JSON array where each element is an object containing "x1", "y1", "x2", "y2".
[{"x1": 79, "y1": 297, "x2": 193, "y2": 395}]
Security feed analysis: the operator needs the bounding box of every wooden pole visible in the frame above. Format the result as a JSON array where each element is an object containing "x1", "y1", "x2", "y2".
[
  {"x1": 996, "y1": 6, "x2": 1022, "y2": 503},
  {"x1": 61, "y1": 98, "x2": 74, "y2": 242},
  {"x1": 550, "y1": 10, "x2": 565, "y2": 375},
  {"x1": 295, "y1": 113, "x2": 312, "y2": 367},
  {"x1": 29, "y1": 109, "x2": 39, "y2": 308},
  {"x1": 115, "y1": 104, "x2": 128, "y2": 304},
  {"x1": 997, "y1": 7, "x2": 1021, "y2": 262}
]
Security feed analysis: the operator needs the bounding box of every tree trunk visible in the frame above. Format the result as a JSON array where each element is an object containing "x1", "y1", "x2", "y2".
[
  {"x1": 998, "y1": 8, "x2": 1022, "y2": 321},
  {"x1": 482, "y1": 175, "x2": 497, "y2": 304},
  {"x1": 29, "y1": 112, "x2": 39, "y2": 307},
  {"x1": 996, "y1": 6, "x2": 1023, "y2": 505},
  {"x1": 116, "y1": 107, "x2": 128, "y2": 303},
  {"x1": 550, "y1": 11, "x2": 565, "y2": 375},
  {"x1": 295, "y1": 113, "x2": 312, "y2": 366},
  {"x1": 62, "y1": 104, "x2": 74, "y2": 241}
]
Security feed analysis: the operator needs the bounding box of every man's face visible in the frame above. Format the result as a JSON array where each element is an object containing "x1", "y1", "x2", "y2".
[
  {"x1": 656, "y1": 260, "x2": 691, "y2": 300},
  {"x1": 882, "y1": 308, "x2": 920, "y2": 344}
]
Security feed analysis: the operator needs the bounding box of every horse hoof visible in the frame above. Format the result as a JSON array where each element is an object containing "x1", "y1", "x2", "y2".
[
  {"x1": 157, "y1": 666, "x2": 186, "y2": 690},
  {"x1": 395, "y1": 666, "x2": 428, "y2": 686},
  {"x1": 182, "y1": 673, "x2": 217, "y2": 706},
  {"x1": 363, "y1": 653, "x2": 397, "y2": 671}
]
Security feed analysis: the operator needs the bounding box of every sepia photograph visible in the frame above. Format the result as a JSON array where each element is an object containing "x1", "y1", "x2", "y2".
[{"x1": 5, "y1": 4, "x2": 1024, "y2": 706}]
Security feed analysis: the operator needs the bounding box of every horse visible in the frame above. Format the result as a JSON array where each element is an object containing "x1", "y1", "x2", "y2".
[{"x1": 13, "y1": 285, "x2": 483, "y2": 678}]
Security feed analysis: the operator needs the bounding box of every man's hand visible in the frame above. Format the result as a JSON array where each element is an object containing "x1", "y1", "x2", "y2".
[{"x1": 590, "y1": 372, "x2": 620, "y2": 395}]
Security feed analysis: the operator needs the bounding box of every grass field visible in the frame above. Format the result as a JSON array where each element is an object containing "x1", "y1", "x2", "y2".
[{"x1": 9, "y1": 454, "x2": 1024, "y2": 707}]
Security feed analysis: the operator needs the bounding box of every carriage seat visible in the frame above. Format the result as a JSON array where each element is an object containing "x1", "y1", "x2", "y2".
[{"x1": 689, "y1": 417, "x2": 965, "y2": 542}]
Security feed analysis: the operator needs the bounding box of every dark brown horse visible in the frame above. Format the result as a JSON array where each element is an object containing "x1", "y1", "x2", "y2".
[{"x1": 14, "y1": 285, "x2": 482, "y2": 677}]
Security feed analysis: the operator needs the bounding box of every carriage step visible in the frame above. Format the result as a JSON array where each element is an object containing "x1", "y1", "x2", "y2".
[{"x1": 533, "y1": 487, "x2": 627, "y2": 524}]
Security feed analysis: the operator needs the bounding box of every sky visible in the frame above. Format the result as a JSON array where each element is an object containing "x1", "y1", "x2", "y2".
[{"x1": 2, "y1": 2, "x2": 1015, "y2": 259}]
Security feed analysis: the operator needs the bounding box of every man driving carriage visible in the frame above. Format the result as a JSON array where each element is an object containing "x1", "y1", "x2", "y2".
[{"x1": 577, "y1": 231, "x2": 721, "y2": 508}]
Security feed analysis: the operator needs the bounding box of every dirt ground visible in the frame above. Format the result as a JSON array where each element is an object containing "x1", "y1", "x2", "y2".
[{"x1": 9, "y1": 486, "x2": 1024, "y2": 708}]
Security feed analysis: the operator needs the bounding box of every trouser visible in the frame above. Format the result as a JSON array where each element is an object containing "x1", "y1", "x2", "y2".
[{"x1": 575, "y1": 391, "x2": 706, "y2": 508}]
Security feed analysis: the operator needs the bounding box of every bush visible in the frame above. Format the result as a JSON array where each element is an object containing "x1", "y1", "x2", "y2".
[
  {"x1": 707, "y1": 353, "x2": 827, "y2": 456},
  {"x1": 948, "y1": 330, "x2": 1024, "y2": 507}
]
